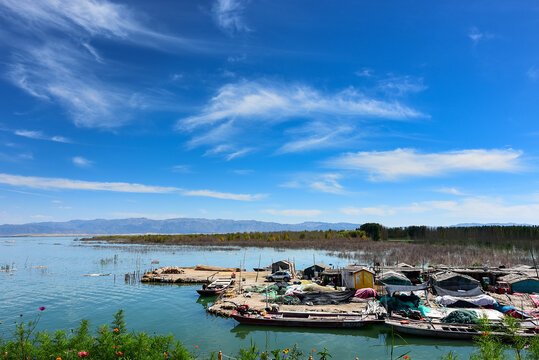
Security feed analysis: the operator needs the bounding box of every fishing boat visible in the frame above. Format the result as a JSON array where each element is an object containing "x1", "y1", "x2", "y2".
[
  {"x1": 196, "y1": 278, "x2": 234, "y2": 296},
  {"x1": 385, "y1": 318, "x2": 539, "y2": 340},
  {"x1": 231, "y1": 310, "x2": 382, "y2": 328},
  {"x1": 253, "y1": 266, "x2": 271, "y2": 272}
]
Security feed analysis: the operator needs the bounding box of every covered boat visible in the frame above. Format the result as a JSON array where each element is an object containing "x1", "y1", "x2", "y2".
[
  {"x1": 196, "y1": 278, "x2": 234, "y2": 296},
  {"x1": 231, "y1": 309, "x2": 381, "y2": 328}
]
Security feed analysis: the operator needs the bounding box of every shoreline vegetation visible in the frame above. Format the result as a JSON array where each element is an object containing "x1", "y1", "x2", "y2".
[
  {"x1": 3, "y1": 309, "x2": 539, "y2": 360},
  {"x1": 82, "y1": 224, "x2": 539, "y2": 267}
]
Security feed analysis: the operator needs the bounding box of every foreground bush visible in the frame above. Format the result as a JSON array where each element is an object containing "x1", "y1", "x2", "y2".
[
  {"x1": 0, "y1": 309, "x2": 331, "y2": 360},
  {"x1": 0, "y1": 309, "x2": 193, "y2": 360}
]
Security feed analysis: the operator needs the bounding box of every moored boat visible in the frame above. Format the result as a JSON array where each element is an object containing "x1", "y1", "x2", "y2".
[
  {"x1": 385, "y1": 318, "x2": 539, "y2": 340},
  {"x1": 231, "y1": 310, "x2": 382, "y2": 328},
  {"x1": 196, "y1": 278, "x2": 234, "y2": 296}
]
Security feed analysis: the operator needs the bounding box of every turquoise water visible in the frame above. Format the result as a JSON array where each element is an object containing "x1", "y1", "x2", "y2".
[{"x1": 0, "y1": 237, "x2": 477, "y2": 359}]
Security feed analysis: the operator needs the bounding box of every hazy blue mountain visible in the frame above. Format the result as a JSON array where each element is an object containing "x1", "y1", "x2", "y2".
[{"x1": 0, "y1": 218, "x2": 362, "y2": 236}]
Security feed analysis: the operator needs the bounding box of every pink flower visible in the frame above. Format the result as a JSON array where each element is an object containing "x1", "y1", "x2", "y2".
[
  {"x1": 78, "y1": 351, "x2": 89, "y2": 357},
  {"x1": 39, "y1": 307, "x2": 46, "y2": 311}
]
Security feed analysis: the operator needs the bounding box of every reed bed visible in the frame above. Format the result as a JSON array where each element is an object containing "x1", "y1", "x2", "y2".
[{"x1": 82, "y1": 231, "x2": 535, "y2": 267}]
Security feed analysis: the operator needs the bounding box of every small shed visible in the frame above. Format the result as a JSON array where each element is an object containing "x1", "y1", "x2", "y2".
[
  {"x1": 377, "y1": 271, "x2": 412, "y2": 286},
  {"x1": 272, "y1": 260, "x2": 295, "y2": 275},
  {"x1": 342, "y1": 266, "x2": 374, "y2": 290},
  {"x1": 432, "y1": 271, "x2": 480, "y2": 291},
  {"x1": 303, "y1": 263, "x2": 330, "y2": 280},
  {"x1": 499, "y1": 274, "x2": 539, "y2": 294}
]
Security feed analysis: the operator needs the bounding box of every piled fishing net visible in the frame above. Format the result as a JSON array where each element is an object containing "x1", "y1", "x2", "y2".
[{"x1": 442, "y1": 309, "x2": 479, "y2": 324}]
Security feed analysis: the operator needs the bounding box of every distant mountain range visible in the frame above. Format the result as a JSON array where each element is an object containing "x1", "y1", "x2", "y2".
[
  {"x1": 0, "y1": 217, "x2": 362, "y2": 236},
  {"x1": 0, "y1": 218, "x2": 534, "y2": 236}
]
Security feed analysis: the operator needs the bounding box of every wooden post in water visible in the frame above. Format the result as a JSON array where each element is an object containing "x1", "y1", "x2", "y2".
[
  {"x1": 256, "y1": 254, "x2": 261, "y2": 283},
  {"x1": 218, "y1": 350, "x2": 222, "y2": 360},
  {"x1": 239, "y1": 262, "x2": 242, "y2": 293}
]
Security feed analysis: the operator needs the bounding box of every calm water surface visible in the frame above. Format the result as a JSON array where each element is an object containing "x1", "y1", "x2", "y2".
[{"x1": 0, "y1": 237, "x2": 477, "y2": 359}]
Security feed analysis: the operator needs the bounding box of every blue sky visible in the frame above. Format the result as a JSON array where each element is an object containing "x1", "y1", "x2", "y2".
[{"x1": 0, "y1": 0, "x2": 539, "y2": 226}]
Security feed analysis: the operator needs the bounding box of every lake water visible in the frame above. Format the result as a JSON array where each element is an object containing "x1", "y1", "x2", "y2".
[{"x1": 0, "y1": 236, "x2": 478, "y2": 359}]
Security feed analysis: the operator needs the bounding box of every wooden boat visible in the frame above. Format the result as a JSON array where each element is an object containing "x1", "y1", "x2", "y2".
[
  {"x1": 386, "y1": 318, "x2": 539, "y2": 340},
  {"x1": 253, "y1": 266, "x2": 271, "y2": 272},
  {"x1": 231, "y1": 310, "x2": 382, "y2": 328},
  {"x1": 196, "y1": 278, "x2": 234, "y2": 296}
]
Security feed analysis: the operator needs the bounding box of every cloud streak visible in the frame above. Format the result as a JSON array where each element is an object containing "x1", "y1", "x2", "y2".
[
  {"x1": 180, "y1": 80, "x2": 424, "y2": 130},
  {"x1": 0, "y1": 173, "x2": 263, "y2": 201},
  {"x1": 341, "y1": 196, "x2": 539, "y2": 224},
  {"x1": 183, "y1": 189, "x2": 264, "y2": 201},
  {"x1": 330, "y1": 148, "x2": 523, "y2": 180},
  {"x1": 377, "y1": 76, "x2": 427, "y2": 96},
  {"x1": 72, "y1": 156, "x2": 93, "y2": 167},
  {"x1": 212, "y1": 0, "x2": 250, "y2": 35},
  {"x1": 1, "y1": 0, "x2": 197, "y2": 128},
  {"x1": 281, "y1": 173, "x2": 347, "y2": 195},
  {"x1": 14, "y1": 129, "x2": 70, "y2": 143},
  {"x1": 177, "y1": 80, "x2": 425, "y2": 157}
]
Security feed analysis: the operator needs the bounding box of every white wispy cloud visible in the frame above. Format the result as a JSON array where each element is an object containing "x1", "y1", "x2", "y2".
[
  {"x1": 277, "y1": 123, "x2": 354, "y2": 154},
  {"x1": 281, "y1": 173, "x2": 346, "y2": 195},
  {"x1": 0, "y1": 174, "x2": 180, "y2": 193},
  {"x1": 14, "y1": 130, "x2": 70, "y2": 143},
  {"x1": 527, "y1": 66, "x2": 538, "y2": 80},
  {"x1": 178, "y1": 80, "x2": 425, "y2": 156},
  {"x1": 72, "y1": 156, "x2": 93, "y2": 167},
  {"x1": 436, "y1": 187, "x2": 465, "y2": 196},
  {"x1": 341, "y1": 196, "x2": 539, "y2": 224},
  {"x1": 468, "y1": 27, "x2": 494, "y2": 44},
  {"x1": 0, "y1": 0, "x2": 196, "y2": 128},
  {"x1": 0, "y1": 0, "x2": 196, "y2": 48},
  {"x1": 309, "y1": 174, "x2": 346, "y2": 194},
  {"x1": 355, "y1": 68, "x2": 373, "y2": 77},
  {"x1": 201, "y1": 143, "x2": 252, "y2": 161},
  {"x1": 468, "y1": 27, "x2": 483, "y2": 43},
  {"x1": 183, "y1": 189, "x2": 264, "y2": 201},
  {"x1": 180, "y1": 80, "x2": 424, "y2": 130},
  {"x1": 225, "y1": 147, "x2": 253, "y2": 160},
  {"x1": 377, "y1": 76, "x2": 427, "y2": 95},
  {"x1": 171, "y1": 165, "x2": 192, "y2": 173},
  {"x1": 8, "y1": 42, "x2": 145, "y2": 128},
  {"x1": 0, "y1": 173, "x2": 262, "y2": 201},
  {"x1": 264, "y1": 209, "x2": 322, "y2": 217},
  {"x1": 212, "y1": 0, "x2": 250, "y2": 35},
  {"x1": 330, "y1": 148, "x2": 523, "y2": 180}
]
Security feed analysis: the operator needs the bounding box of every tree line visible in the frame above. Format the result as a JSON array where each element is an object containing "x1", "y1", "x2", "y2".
[{"x1": 360, "y1": 223, "x2": 539, "y2": 250}]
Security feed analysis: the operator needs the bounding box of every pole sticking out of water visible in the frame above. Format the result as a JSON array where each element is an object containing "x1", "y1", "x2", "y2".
[{"x1": 256, "y1": 254, "x2": 261, "y2": 283}]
